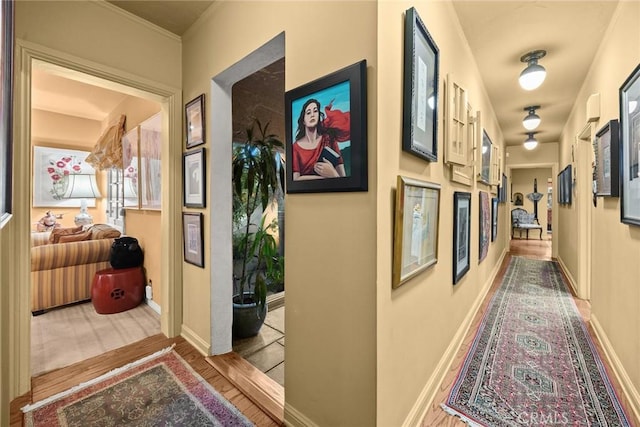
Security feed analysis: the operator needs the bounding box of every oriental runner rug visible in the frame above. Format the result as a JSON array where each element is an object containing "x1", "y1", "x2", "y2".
[
  {"x1": 22, "y1": 346, "x2": 254, "y2": 426},
  {"x1": 442, "y1": 257, "x2": 631, "y2": 426}
]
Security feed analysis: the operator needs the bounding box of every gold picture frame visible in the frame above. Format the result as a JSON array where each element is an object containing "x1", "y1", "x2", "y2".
[{"x1": 392, "y1": 176, "x2": 441, "y2": 288}]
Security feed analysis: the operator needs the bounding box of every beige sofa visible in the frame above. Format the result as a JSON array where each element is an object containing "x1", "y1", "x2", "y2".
[{"x1": 30, "y1": 225, "x2": 121, "y2": 314}]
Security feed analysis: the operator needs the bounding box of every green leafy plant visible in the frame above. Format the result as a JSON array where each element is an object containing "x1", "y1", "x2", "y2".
[{"x1": 232, "y1": 119, "x2": 284, "y2": 315}]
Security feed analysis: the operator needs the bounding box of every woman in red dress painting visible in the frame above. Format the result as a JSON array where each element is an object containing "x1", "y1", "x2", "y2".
[{"x1": 291, "y1": 98, "x2": 350, "y2": 180}]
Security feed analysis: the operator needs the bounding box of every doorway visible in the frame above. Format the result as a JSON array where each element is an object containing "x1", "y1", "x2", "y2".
[{"x1": 14, "y1": 41, "x2": 182, "y2": 390}]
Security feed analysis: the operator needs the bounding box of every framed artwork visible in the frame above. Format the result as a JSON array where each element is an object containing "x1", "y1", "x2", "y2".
[
  {"x1": 491, "y1": 197, "x2": 499, "y2": 242},
  {"x1": 183, "y1": 148, "x2": 206, "y2": 208},
  {"x1": 478, "y1": 129, "x2": 492, "y2": 184},
  {"x1": 285, "y1": 60, "x2": 368, "y2": 193},
  {"x1": 185, "y1": 94, "x2": 205, "y2": 149},
  {"x1": 139, "y1": 112, "x2": 161, "y2": 210},
  {"x1": 619, "y1": 64, "x2": 640, "y2": 225},
  {"x1": 402, "y1": 7, "x2": 439, "y2": 162},
  {"x1": 594, "y1": 119, "x2": 619, "y2": 197},
  {"x1": 182, "y1": 212, "x2": 204, "y2": 267},
  {"x1": 499, "y1": 173, "x2": 508, "y2": 203},
  {"x1": 392, "y1": 176, "x2": 441, "y2": 288},
  {"x1": 453, "y1": 191, "x2": 471, "y2": 285},
  {"x1": 557, "y1": 171, "x2": 563, "y2": 204},
  {"x1": 0, "y1": 0, "x2": 14, "y2": 223},
  {"x1": 478, "y1": 191, "x2": 490, "y2": 263},
  {"x1": 513, "y1": 192, "x2": 524, "y2": 206},
  {"x1": 564, "y1": 165, "x2": 573, "y2": 205},
  {"x1": 121, "y1": 126, "x2": 140, "y2": 208},
  {"x1": 33, "y1": 146, "x2": 97, "y2": 208}
]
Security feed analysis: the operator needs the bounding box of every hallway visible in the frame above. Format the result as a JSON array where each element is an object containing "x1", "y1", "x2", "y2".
[{"x1": 420, "y1": 239, "x2": 637, "y2": 426}]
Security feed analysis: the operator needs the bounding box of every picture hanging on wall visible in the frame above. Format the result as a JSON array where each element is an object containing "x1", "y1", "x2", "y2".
[
  {"x1": 478, "y1": 191, "x2": 490, "y2": 263},
  {"x1": 392, "y1": 176, "x2": 441, "y2": 288},
  {"x1": 594, "y1": 119, "x2": 619, "y2": 197},
  {"x1": 182, "y1": 212, "x2": 204, "y2": 267},
  {"x1": 185, "y1": 94, "x2": 205, "y2": 149},
  {"x1": 285, "y1": 60, "x2": 368, "y2": 193},
  {"x1": 183, "y1": 148, "x2": 206, "y2": 208},
  {"x1": 453, "y1": 191, "x2": 471, "y2": 285},
  {"x1": 619, "y1": 63, "x2": 640, "y2": 225},
  {"x1": 402, "y1": 6, "x2": 439, "y2": 162},
  {"x1": 491, "y1": 197, "x2": 499, "y2": 242}
]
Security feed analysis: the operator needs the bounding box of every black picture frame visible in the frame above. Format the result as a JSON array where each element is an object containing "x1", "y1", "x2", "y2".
[
  {"x1": 619, "y1": 63, "x2": 640, "y2": 225},
  {"x1": 285, "y1": 60, "x2": 368, "y2": 193},
  {"x1": 594, "y1": 119, "x2": 619, "y2": 197},
  {"x1": 499, "y1": 173, "x2": 507, "y2": 203},
  {"x1": 185, "y1": 94, "x2": 205, "y2": 149},
  {"x1": 0, "y1": 0, "x2": 14, "y2": 225},
  {"x1": 557, "y1": 170, "x2": 564, "y2": 204},
  {"x1": 182, "y1": 212, "x2": 204, "y2": 267},
  {"x1": 565, "y1": 165, "x2": 573, "y2": 205},
  {"x1": 183, "y1": 148, "x2": 206, "y2": 208},
  {"x1": 453, "y1": 191, "x2": 471, "y2": 285},
  {"x1": 491, "y1": 197, "x2": 499, "y2": 242},
  {"x1": 402, "y1": 7, "x2": 439, "y2": 162}
]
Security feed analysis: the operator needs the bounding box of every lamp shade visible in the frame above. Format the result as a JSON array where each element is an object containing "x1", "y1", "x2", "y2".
[
  {"x1": 519, "y1": 50, "x2": 547, "y2": 91},
  {"x1": 524, "y1": 133, "x2": 538, "y2": 150},
  {"x1": 522, "y1": 106, "x2": 541, "y2": 131},
  {"x1": 64, "y1": 174, "x2": 102, "y2": 199}
]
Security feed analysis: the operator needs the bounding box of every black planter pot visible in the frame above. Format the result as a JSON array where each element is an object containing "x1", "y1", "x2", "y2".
[{"x1": 232, "y1": 292, "x2": 267, "y2": 338}]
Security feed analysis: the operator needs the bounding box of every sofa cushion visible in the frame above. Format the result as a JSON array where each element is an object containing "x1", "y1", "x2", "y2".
[
  {"x1": 57, "y1": 229, "x2": 91, "y2": 243},
  {"x1": 49, "y1": 226, "x2": 83, "y2": 244},
  {"x1": 89, "y1": 224, "x2": 121, "y2": 240}
]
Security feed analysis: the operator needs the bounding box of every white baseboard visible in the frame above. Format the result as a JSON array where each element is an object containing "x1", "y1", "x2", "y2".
[
  {"x1": 590, "y1": 314, "x2": 640, "y2": 423},
  {"x1": 284, "y1": 404, "x2": 320, "y2": 427},
  {"x1": 402, "y1": 249, "x2": 507, "y2": 426},
  {"x1": 180, "y1": 324, "x2": 210, "y2": 356},
  {"x1": 145, "y1": 298, "x2": 161, "y2": 315}
]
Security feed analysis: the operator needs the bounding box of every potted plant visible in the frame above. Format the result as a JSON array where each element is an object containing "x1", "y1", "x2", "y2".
[{"x1": 232, "y1": 119, "x2": 284, "y2": 338}]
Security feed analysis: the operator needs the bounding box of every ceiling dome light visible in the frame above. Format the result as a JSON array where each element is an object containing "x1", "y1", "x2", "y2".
[
  {"x1": 522, "y1": 105, "x2": 541, "y2": 130},
  {"x1": 524, "y1": 132, "x2": 538, "y2": 150},
  {"x1": 519, "y1": 50, "x2": 547, "y2": 91}
]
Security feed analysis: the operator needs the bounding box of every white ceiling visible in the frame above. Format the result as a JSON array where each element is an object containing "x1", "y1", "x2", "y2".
[{"x1": 39, "y1": 1, "x2": 620, "y2": 149}]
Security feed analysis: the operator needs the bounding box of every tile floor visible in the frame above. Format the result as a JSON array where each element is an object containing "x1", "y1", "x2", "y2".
[{"x1": 232, "y1": 306, "x2": 285, "y2": 386}]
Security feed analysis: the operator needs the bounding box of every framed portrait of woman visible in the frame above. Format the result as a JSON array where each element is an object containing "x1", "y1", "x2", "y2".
[{"x1": 284, "y1": 60, "x2": 368, "y2": 193}]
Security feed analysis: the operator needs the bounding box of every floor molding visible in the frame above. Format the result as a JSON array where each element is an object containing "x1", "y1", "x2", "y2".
[
  {"x1": 402, "y1": 249, "x2": 506, "y2": 426},
  {"x1": 180, "y1": 324, "x2": 209, "y2": 356},
  {"x1": 590, "y1": 313, "x2": 640, "y2": 423},
  {"x1": 284, "y1": 404, "x2": 319, "y2": 427},
  {"x1": 206, "y1": 352, "x2": 284, "y2": 425}
]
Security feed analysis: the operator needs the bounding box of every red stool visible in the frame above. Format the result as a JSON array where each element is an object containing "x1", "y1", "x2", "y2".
[{"x1": 91, "y1": 267, "x2": 144, "y2": 314}]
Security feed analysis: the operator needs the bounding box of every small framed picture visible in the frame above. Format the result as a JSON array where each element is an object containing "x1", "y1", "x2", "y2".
[
  {"x1": 183, "y1": 148, "x2": 205, "y2": 208},
  {"x1": 285, "y1": 60, "x2": 368, "y2": 193},
  {"x1": 392, "y1": 176, "x2": 441, "y2": 288},
  {"x1": 185, "y1": 94, "x2": 205, "y2": 149},
  {"x1": 182, "y1": 212, "x2": 204, "y2": 267},
  {"x1": 619, "y1": 63, "x2": 640, "y2": 225},
  {"x1": 402, "y1": 7, "x2": 439, "y2": 162},
  {"x1": 594, "y1": 119, "x2": 619, "y2": 197},
  {"x1": 499, "y1": 173, "x2": 507, "y2": 203},
  {"x1": 453, "y1": 191, "x2": 471, "y2": 285},
  {"x1": 491, "y1": 197, "x2": 499, "y2": 242}
]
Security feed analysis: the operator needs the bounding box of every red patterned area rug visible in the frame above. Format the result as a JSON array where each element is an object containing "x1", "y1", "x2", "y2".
[
  {"x1": 22, "y1": 346, "x2": 254, "y2": 426},
  {"x1": 442, "y1": 257, "x2": 631, "y2": 426}
]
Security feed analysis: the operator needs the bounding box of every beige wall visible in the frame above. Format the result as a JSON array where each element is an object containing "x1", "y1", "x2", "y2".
[
  {"x1": 3, "y1": 0, "x2": 182, "y2": 414},
  {"x1": 376, "y1": 2, "x2": 506, "y2": 425},
  {"x1": 559, "y1": 0, "x2": 640, "y2": 409},
  {"x1": 183, "y1": 2, "x2": 377, "y2": 425}
]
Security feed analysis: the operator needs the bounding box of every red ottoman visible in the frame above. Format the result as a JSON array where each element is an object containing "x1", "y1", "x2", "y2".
[{"x1": 91, "y1": 267, "x2": 144, "y2": 314}]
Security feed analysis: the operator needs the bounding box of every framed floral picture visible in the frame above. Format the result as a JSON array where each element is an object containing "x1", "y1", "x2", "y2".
[{"x1": 33, "y1": 146, "x2": 98, "y2": 208}]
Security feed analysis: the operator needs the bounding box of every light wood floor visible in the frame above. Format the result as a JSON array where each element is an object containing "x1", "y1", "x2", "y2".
[
  {"x1": 420, "y1": 238, "x2": 639, "y2": 426},
  {"x1": 10, "y1": 334, "x2": 281, "y2": 427}
]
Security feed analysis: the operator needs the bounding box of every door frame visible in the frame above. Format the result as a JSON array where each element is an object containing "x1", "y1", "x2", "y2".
[{"x1": 10, "y1": 39, "x2": 183, "y2": 395}]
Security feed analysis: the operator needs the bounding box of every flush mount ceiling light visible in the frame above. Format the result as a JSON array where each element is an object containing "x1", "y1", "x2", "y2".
[
  {"x1": 524, "y1": 132, "x2": 538, "y2": 150},
  {"x1": 522, "y1": 105, "x2": 541, "y2": 130},
  {"x1": 519, "y1": 50, "x2": 547, "y2": 91}
]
